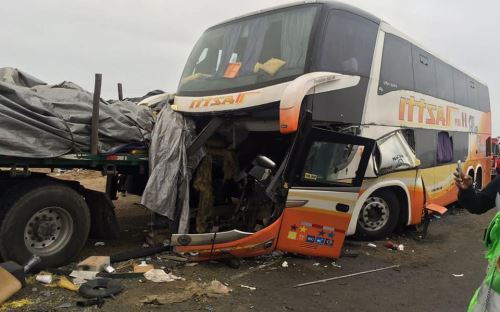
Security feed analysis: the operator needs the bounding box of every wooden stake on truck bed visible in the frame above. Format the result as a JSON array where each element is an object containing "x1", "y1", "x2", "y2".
[{"x1": 91, "y1": 73, "x2": 102, "y2": 155}]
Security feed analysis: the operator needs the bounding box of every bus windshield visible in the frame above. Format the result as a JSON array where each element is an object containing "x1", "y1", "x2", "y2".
[{"x1": 178, "y1": 5, "x2": 318, "y2": 94}]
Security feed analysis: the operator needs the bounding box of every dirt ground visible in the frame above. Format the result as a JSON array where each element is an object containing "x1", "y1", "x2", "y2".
[{"x1": 4, "y1": 170, "x2": 495, "y2": 312}]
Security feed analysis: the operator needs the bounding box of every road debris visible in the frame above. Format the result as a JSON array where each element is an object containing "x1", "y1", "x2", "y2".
[
  {"x1": 367, "y1": 243, "x2": 377, "y2": 248},
  {"x1": 70, "y1": 270, "x2": 98, "y2": 282},
  {"x1": 35, "y1": 273, "x2": 53, "y2": 284},
  {"x1": 313, "y1": 262, "x2": 320, "y2": 267},
  {"x1": 143, "y1": 269, "x2": 185, "y2": 283},
  {"x1": 104, "y1": 265, "x2": 116, "y2": 273},
  {"x1": 133, "y1": 261, "x2": 154, "y2": 273},
  {"x1": 0, "y1": 298, "x2": 33, "y2": 310},
  {"x1": 293, "y1": 265, "x2": 400, "y2": 288},
  {"x1": 46, "y1": 276, "x2": 80, "y2": 292},
  {"x1": 331, "y1": 261, "x2": 342, "y2": 268},
  {"x1": 140, "y1": 280, "x2": 231, "y2": 305},
  {"x1": 282, "y1": 261, "x2": 289, "y2": 268},
  {"x1": 94, "y1": 242, "x2": 105, "y2": 247},
  {"x1": 452, "y1": 273, "x2": 464, "y2": 277},
  {"x1": 240, "y1": 284, "x2": 257, "y2": 291},
  {"x1": 79, "y1": 279, "x2": 123, "y2": 299},
  {"x1": 77, "y1": 256, "x2": 110, "y2": 272}
]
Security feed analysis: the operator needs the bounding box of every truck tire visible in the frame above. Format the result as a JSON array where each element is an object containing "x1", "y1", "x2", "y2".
[
  {"x1": 355, "y1": 189, "x2": 400, "y2": 240},
  {"x1": 0, "y1": 180, "x2": 90, "y2": 268}
]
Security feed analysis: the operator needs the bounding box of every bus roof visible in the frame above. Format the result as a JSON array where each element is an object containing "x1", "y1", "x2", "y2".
[
  {"x1": 208, "y1": 1, "x2": 380, "y2": 30},
  {"x1": 208, "y1": 1, "x2": 487, "y2": 87}
]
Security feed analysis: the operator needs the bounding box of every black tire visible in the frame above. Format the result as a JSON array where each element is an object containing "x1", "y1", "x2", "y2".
[
  {"x1": 0, "y1": 179, "x2": 90, "y2": 268},
  {"x1": 355, "y1": 189, "x2": 400, "y2": 240}
]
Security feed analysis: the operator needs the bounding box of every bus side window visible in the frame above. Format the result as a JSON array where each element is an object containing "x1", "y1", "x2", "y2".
[
  {"x1": 401, "y1": 129, "x2": 416, "y2": 152},
  {"x1": 316, "y1": 10, "x2": 378, "y2": 77},
  {"x1": 379, "y1": 34, "x2": 414, "y2": 94},
  {"x1": 412, "y1": 46, "x2": 437, "y2": 98},
  {"x1": 437, "y1": 131, "x2": 453, "y2": 164}
]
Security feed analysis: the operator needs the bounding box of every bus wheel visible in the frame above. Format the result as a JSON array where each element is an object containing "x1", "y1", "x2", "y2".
[
  {"x1": 0, "y1": 180, "x2": 90, "y2": 268},
  {"x1": 356, "y1": 190, "x2": 400, "y2": 240}
]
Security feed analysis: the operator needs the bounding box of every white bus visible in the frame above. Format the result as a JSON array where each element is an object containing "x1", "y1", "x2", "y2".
[{"x1": 170, "y1": 1, "x2": 492, "y2": 259}]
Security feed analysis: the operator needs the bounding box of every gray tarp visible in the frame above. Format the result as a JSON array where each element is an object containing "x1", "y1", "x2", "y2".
[
  {"x1": 0, "y1": 67, "x2": 153, "y2": 157},
  {"x1": 140, "y1": 105, "x2": 204, "y2": 233}
]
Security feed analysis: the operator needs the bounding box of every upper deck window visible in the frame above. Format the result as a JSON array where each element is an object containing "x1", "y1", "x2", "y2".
[
  {"x1": 177, "y1": 5, "x2": 318, "y2": 95},
  {"x1": 314, "y1": 10, "x2": 378, "y2": 77},
  {"x1": 379, "y1": 34, "x2": 414, "y2": 94}
]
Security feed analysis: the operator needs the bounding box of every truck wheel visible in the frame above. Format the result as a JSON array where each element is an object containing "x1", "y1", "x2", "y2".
[
  {"x1": 355, "y1": 189, "x2": 400, "y2": 240},
  {"x1": 0, "y1": 180, "x2": 90, "y2": 268}
]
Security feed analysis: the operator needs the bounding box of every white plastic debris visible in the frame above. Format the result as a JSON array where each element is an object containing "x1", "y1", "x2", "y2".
[
  {"x1": 69, "y1": 270, "x2": 98, "y2": 281},
  {"x1": 240, "y1": 284, "x2": 256, "y2": 291},
  {"x1": 397, "y1": 244, "x2": 405, "y2": 251},
  {"x1": 94, "y1": 242, "x2": 105, "y2": 247},
  {"x1": 367, "y1": 243, "x2": 377, "y2": 248},
  {"x1": 104, "y1": 265, "x2": 115, "y2": 273},
  {"x1": 35, "y1": 273, "x2": 53, "y2": 284},
  {"x1": 313, "y1": 263, "x2": 320, "y2": 267},
  {"x1": 331, "y1": 261, "x2": 342, "y2": 268},
  {"x1": 281, "y1": 261, "x2": 289, "y2": 268},
  {"x1": 144, "y1": 269, "x2": 185, "y2": 283},
  {"x1": 452, "y1": 273, "x2": 464, "y2": 277}
]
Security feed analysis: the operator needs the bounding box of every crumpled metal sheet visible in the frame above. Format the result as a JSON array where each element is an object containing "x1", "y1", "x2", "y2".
[
  {"x1": 140, "y1": 105, "x2": 204, "y2": 233},
  {"x1": 0, "y1": 67, "x2": 153, "y2": 158}
]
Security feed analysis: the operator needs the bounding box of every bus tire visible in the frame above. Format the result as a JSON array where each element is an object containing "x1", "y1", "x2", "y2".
[
  {"x1": 355, "y1": 189, "x2": 400, "y2": 240},
  {"x1": 0, "y1": 180, "x2": 90, "y2": 268}
]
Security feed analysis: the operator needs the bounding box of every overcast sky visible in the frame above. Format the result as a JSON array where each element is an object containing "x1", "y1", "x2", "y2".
[{"x1": 1, "y1": 0, "x2": 498, "y2": 134}]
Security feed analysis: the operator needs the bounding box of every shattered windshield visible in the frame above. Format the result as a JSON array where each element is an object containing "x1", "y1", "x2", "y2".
[{"x1": 178, "y1": 5, "x2": 318, "y2": 94}]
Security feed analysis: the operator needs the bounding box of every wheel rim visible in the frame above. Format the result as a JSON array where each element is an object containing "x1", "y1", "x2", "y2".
[
  {"x1": 24, "y1": 207, "x2": 73, "y2": 256},
  {"x1": 358, "y1": 197, "x2": 390, "y2": 232}
]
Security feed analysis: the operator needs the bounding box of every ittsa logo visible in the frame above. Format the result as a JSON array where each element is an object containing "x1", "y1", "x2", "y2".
[
  {"x1": 189, "y1": 92, "x2": 259, "y2": 109},
  {"x1": 399, "y1": 96, "x2": 474, "y2": 129}
]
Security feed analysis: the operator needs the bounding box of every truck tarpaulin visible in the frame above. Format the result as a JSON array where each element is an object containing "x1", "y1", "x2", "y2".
[
  {"x1": 0, "y1": 67, "x2": 153, "y2": 158},
  {"x1": 140, "y1": 105, "x2": 204, "y2": 233}
]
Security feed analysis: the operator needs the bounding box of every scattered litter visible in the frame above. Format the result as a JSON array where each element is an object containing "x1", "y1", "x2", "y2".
[
  {"x1": 185, "y1": 262, "x2": 199, "y2": 267},
  {"x1": 452, "y1": 273, "x2": 464, "y2": 277},
  {"x1": 293, "y1": 265, "x2": 400, "y2": 288},
  {"x1": 0, "y1": 299, "x2": 33, "y2": 310},
  {"x1": 367, "y1": 243, "x2": 377, "y2": 248},
  {"x1": 240, "y1": 284, "x2": 256, "y2": 291},
  {"x1": 313, "y1": 262, "x2": 320, "y2": 267},
  {"x1": 281, "y1": 261, "x2": 289, "y2": 268},
  {"x1": 162, "y1": 255, "x2": 188, "y2": 262},
  {"x1": 384, "y1": 241, "x2": 405, "y2": 251},
  {"x1": 94, "y1": 242, "x2": 105, "y2": 247},
  {"x1": 104, "y1": 265, "x2": 116, "y2": 273},
  {"x1": 133, "y1": 261, "x2": 155, "y2": 273},
  {"x1": 140, "y1": 280, "x2": 231, "y2": 305},
  {"x1": 36, "y1": 273, "x2": 53, "y2": 284},
  {"x1": 46, "y1": 276, "x2": 80, "y2": 292},
  {"x1": 331, "y1": 262, "x2": 342, "y2": 268},
  {"x1": 144, "y1": 269, "x2": 185, "y2": 283},
  {"x1": 77, "y1": 256, "x2": 110, "y2": 272},
  {"x1": 79, "y1": 279, "x2": 123, "y2": 299},
  {"x1": 70, "y1": 270, "x2": 98, "y2": 281}
]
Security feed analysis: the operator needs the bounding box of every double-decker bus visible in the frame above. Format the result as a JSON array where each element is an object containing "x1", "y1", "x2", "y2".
[{"x1": 170, "y1": 1, "x2": 492, "y2": 259}]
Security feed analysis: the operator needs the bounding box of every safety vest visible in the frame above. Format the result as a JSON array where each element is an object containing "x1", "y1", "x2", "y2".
[{"x1": 468, "y1": 211, "x2": 500, "y2": 312}]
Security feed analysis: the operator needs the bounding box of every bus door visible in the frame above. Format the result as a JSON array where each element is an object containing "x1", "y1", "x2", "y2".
[{"x1": 276, "y1": 127, "x2": 375, "y2": 258}]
